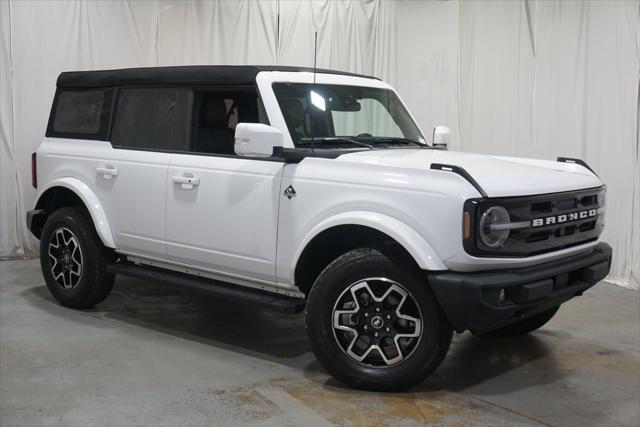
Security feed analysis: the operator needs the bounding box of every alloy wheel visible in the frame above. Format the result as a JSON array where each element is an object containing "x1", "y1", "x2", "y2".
[
  {"x1": 332, "y1": 277, "x2": 423, "y2": 366},
  {"x1": 48, "y1": 227, "x2": 83, "y2": 289}
]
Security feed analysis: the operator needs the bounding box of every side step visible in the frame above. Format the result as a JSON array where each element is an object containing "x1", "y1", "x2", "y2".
[{"x1": 105, "y1": 263, "x2": 306, "y2": 314}]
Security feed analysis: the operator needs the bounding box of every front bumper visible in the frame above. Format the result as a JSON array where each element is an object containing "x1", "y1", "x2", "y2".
[{"x1": 428, "y1": 242, "x2": 612, "y2": 333}]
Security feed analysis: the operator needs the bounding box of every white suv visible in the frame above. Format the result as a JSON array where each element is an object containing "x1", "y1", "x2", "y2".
[{"x1": 27, "y1": 66, "x2": 611, "y2": 391}]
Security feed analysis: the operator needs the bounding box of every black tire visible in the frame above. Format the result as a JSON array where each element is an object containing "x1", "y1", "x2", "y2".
[
  {"x1": 487, "y1": 306, "x2": 559, "y2": 336},
  {"x1": 39, "y1": 206, "x2": 115, "y2": 309},
  {"x1": 306, "y1": 247, "x2": 452, "y2": 391}
]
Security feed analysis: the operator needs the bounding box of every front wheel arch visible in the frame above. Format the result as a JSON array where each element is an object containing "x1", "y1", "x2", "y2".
[
  {"x1": 292, "y1": 213, "x2": 446, "y2": 296},
  {"x1": 294, "y1": 224, "x2": 426, "y2": 297}
]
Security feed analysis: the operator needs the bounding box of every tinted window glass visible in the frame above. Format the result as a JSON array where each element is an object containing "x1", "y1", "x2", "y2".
[
  {"x1": 111, "y1": 88, "x2": 182, "y2": 150},
  {"x1": 51, "y1": 89, "x2": 112, "y2": 136},
  {"x1": 190, "y1": 89, "x2": 267, "y2": 155}
]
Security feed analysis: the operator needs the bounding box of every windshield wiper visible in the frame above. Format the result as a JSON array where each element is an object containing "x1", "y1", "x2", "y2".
[
  {"x1": 364, "y1": 137, "x2": 426, "y2": 148},
  {"x1": 298, "y1": 138, "x2": 373, "y2": 149}
]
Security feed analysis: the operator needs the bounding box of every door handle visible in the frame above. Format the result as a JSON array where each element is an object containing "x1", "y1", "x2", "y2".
[
  {"x1": 96, "y1": 166, "x2": 118, "y2": 179},
  {"x1": 172, "y1": 175, "x2": 200, "y2": 190}
]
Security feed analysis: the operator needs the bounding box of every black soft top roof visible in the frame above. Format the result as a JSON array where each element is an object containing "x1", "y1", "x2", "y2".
[{"x1": 57, "y1": 65, "x2": 379, "y2": 88}]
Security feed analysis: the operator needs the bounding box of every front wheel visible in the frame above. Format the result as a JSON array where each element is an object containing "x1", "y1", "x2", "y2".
[{"x1": 305, "y1": 248, "x2": 452, "y2": 391}]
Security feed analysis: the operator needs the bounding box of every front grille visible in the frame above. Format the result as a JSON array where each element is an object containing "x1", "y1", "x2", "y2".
[{"x1": 464, "y1": 186, "x2": 605, "y2": 257}]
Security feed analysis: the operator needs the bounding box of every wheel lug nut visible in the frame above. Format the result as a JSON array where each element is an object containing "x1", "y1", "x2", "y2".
[
  {"x1": 363, "y1": 325, "x2": 368, "y2": 330},
  {"x1": 364, "y1": 312, "x2": 369, "y2": 317},
  {"x1": 386, "y1": 314, "x2": 391, "y2": 320},
  {"x1": 374, "y1": 332, "x2": 379, "y2": 337},
  {"x1": 376, "y1": 307, "x2": 380, "y2": 312},
  {"x1": 385, "y1": 327, "x2": 390, "y2": 332}
]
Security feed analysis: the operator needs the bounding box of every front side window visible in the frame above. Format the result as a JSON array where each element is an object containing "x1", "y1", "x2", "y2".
[
  {"x1": 111, "y1": 88, "x2": 185, "y2": 151},
  {"x1": 272, "y1": 83, "x2": 424, "y2": 148},
  {"x1": 190, "y1": 89, "x2": 268, "y2": 155}
]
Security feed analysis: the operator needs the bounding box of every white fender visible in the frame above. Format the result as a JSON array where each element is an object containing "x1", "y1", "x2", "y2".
[
  {"x1": 36, "y1": 177, "x2": 115, "y2": 248},
  {"x1": 291, "y1": 211, "x2": 447, "y2": 280}
]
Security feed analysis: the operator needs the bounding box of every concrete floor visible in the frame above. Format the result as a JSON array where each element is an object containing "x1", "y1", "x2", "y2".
[{"x1": 1, "y1": 259, "x2": 638, "y2": 427}]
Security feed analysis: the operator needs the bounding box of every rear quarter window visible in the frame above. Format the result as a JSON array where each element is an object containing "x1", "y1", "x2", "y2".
[{"x1": 47, "y1": 88, "x2": 114, "y2": 139}]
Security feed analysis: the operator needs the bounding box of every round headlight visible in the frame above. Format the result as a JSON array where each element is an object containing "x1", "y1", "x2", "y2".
[{"x1": 479, "y1": 206, "x2": 511, "y2": 248}]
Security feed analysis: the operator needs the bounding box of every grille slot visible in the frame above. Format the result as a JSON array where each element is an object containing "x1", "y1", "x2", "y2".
[
  {"x1": 558, "y1": 225, "x2": 577, "y2": 236},
  {"x1": 527, "y1": 230, "x2": 552, "y2": 243},
  {"x1": 556, "y1": 198, "x2": 577, "y2": 210},
  {"x1": 578, "y1": 220, "x2": 596, "y2": 232},
  {"x1": 531, "y1": 201, "x2": 552, "y2": 214}
]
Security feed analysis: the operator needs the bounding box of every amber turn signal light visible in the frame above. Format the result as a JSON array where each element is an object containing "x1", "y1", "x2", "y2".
[{"x1": 463, "y1": 211, "x2": 471, "y2": 239}]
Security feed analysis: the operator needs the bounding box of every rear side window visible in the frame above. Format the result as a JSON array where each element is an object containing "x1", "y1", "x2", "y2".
[
  {"x1": 48, "y1": 88, "x2": 113, "y2": 139},
  {"x1": 111, "y1": 88, "x2": 187, "y2": 151}
]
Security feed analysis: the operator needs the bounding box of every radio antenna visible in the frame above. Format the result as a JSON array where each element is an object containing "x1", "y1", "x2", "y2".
[
  {"x1": 313, "y1": 31, "x2": 318, "y2": 85},
  {"x1": 311, "y1": 31, "x2": 318, "y2": 154}
]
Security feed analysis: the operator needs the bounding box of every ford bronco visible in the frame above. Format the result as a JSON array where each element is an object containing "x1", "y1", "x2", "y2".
[{"x1": 27, "y1": 66, "x2": 611, "y2": 391}]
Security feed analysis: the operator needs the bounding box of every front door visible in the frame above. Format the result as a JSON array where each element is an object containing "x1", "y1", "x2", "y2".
[
  {"x1": 165, "y1": 89, "x2": 283, "y2": 283},
  {"x1": 166, "y1": 155, "x2": 283, "y2": 283}
]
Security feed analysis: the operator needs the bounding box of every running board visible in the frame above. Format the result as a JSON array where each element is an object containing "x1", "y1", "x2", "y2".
[{"x1": 105, "y1": 263, "x2": 306, "y2": 314}]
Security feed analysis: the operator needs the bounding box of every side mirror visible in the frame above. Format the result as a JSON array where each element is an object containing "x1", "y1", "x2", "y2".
[
  {"x1": 234, "y1": 123, "x2": 284, "y2": 157},
  {"x1": 432, "y1": 126, "x2": 451, "y2": 150}
]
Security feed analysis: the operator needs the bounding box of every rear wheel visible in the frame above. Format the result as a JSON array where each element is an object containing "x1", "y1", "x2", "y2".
[
  {"x1": 306, "y1": 248, "x2": 452, "y2": 391},
  {"x1": 40, "y1": 207, "x2": 115, "y2": 309},
  {"x1": 487, "y1": 306, "x2": 559, "y2": 336}
]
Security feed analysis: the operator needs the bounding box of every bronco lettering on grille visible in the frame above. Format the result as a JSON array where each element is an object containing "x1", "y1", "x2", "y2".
[{"x1": 532, "y1": 209, "x2": 597, "y2": 227}]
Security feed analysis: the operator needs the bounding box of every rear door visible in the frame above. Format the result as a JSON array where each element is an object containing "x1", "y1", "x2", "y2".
[
  {"x1": 97, "y1": 87, "x2": 189, "y2": 259},
  {"x1": 46, "y1": 87, "x2": 187, "y2": 261}
]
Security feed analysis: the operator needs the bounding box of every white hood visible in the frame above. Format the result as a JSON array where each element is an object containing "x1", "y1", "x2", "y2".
[{"x1": 336, "y1": 149, "x2": 603, "y2": 197}]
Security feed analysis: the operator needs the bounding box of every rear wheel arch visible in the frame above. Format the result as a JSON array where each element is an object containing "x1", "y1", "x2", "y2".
[{"x1": 32, "y1": 180, "x2": 115, "y2": 248}]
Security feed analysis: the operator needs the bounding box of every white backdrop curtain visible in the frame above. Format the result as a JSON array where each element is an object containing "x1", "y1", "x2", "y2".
[{"x1": 1, "y1": 0, "x2": 638, "y2": 289}]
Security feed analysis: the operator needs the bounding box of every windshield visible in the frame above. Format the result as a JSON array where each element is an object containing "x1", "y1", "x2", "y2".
[{"x1": 272, "y1": 83, "x2": 425, "y2": 148}]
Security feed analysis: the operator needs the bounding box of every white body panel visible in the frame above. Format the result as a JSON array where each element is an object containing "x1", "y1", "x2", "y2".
[
  {"x1": 36, "y1": 176, "x2": 116, "y2": 248},
  {"x1": 274, "y1": 156, "x2": 477, "y2": 286},
  {"x1": 334, "y1": 149, "x2": 602, "y2": 198},
  {"x1": 36, "y1": 139, "x2": 168, "y2": 259},
  {"x1": 165, "y1": 153, "x2": 284, "y2": 283},
  {"x1": 273, "y1": 152, "x2": 602, "y2": 285}
]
